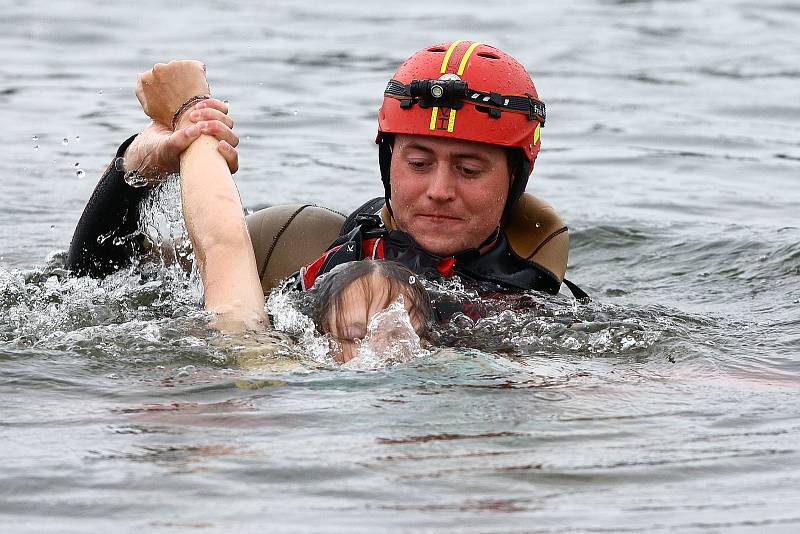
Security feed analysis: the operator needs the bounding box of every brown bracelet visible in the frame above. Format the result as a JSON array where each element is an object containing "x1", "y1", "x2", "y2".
[{"x1": 171, "y1": 95, "x2": 211, "y2": 130}]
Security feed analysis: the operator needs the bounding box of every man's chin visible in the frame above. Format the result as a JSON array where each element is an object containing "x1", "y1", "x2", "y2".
[
  {"x1": 399, "y1": 221, "x2": 467, "y2": 256},
  {"x1": 413, "y1": 237, "x2": 464, "y2": 258}
]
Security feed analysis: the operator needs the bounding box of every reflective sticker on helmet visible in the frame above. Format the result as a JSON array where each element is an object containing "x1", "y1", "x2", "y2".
[
  {"x1": 447, "y1": 109, "x2": 457, "y2": 132},
  {"x1": 429, "y1": 41, "x2": 482, "y2": 133},
  {"x1": 456, "y1": 42, "x2": 482, "y2": 76},
  {"x1": 429, "y1": 106, "x2": 439, "y2": 130},
  {"x1": 533, "y1": 123, "x2": 541, "y2": 145},
  {"x1": 440, "y1": 40, "x2": 462, "y2": 74},
  {"x1": 430, "y1": 107, "x2": 455, "y2": 132}
]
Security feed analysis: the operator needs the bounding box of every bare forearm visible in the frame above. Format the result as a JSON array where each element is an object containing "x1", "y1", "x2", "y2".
[{"x1": 179, "y1": 134, "x2": 266, "y2": 326}]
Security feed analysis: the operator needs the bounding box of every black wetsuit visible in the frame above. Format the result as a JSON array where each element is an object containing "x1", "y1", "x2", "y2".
[{"x1": 66, "y1": 135, "x2": 147, "y2": 277}]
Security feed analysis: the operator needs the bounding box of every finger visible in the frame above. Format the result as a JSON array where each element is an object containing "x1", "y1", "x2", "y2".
[
  {"x1": 217, "y1": 140, "x2": 239, "y2": 174},
  {"x1": 167, "y1": 123, "x2": 202, "y2": 154},
  {"x1": 187, "y1": 107, "x2": 234, "y2": 130},
  {"x1": 197, "y1": 120, "x2": 239, "y2": 148},
  {"x1": 194, "y1": 97, "x2": 229, "y2": 115}
]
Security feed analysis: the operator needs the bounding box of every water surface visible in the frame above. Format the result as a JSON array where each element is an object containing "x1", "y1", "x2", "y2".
[{"x1": 1, "y1": 1, "x2": 799, "y2": 532}]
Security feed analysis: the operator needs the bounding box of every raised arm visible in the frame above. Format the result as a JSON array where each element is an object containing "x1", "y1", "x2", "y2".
[{"x1": 136, "y1": 61, "x2": 267, "y2": 330}]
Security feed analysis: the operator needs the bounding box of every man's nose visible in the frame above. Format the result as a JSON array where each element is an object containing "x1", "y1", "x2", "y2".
[{"x1": 425, "y1": 164, "x2": 456, "y2": 202}]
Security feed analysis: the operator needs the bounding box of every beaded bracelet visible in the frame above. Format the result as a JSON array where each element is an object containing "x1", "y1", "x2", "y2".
[{"x1": 171, "y1": 95, "x2": 211, "y2": 130}]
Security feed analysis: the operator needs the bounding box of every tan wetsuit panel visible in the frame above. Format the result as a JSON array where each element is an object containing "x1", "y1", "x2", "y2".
[
  {"x1": 381, "y1": 193, "x2": 568, "y2": 282},
  {"x1": 246, "y1": 205, "x2": 344, "y2": 293},
  {"x1": 504, "y1": 193, "x2": 568, "y2": 281}
]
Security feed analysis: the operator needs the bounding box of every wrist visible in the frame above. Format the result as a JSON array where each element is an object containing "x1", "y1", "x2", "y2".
[
  {"x1": 120, "y1": 133, "x2": 170, "y2": 186},
  {"x1": 172, "y1": 95, "x2": 210, "y2": 130},
  {"x1": 121, "y1": 139, "x2": 144, "y2": 173},
  {"x1": 176, "y1": 109, "x2": 199, "y2": 131}
]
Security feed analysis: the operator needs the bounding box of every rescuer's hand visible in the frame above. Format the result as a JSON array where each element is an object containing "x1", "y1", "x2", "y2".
[{"x1": 123, "y1": 100, "x2": 239, "y2": 181}]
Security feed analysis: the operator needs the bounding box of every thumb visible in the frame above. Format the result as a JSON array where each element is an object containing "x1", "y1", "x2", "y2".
[{"x1": 167, "y1": 124, "x2": 202, "y2": 154}]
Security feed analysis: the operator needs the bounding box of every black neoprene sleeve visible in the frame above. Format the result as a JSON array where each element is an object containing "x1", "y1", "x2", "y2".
[{"x1": 65, "y1": 134, "x2": 150, "y2": 277}]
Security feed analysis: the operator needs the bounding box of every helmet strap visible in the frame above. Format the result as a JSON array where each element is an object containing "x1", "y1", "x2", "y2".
[
  {"x1": 378, "y1": 134, "x2": 395, "y2": 218},
  {"x1": 502, "y1": 149, "x2": 530, "y2": 224}
]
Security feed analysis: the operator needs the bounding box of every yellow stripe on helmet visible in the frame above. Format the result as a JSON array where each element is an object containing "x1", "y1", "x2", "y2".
[
  {"x1": 447, "y1": 109, "x2": 457, "y2": 132},
  {"x1": 431, "y1": 40, "x2": 480, "y2": 133},
  {"x1": 429, "y1": 106, "x2": 439, "y2": 130},
  {"x1": 533, "y1": 123, "x2": 541, "y2": 145},
  {"x1": 440, "y1": 40, "x2": 462, "y2": 74},
  {"x1": 456, "y1": 42, "x2": 482, "y2": 76}
]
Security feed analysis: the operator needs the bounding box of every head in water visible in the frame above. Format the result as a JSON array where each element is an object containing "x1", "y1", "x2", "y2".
[{"x1": 305, "y1": 260, "x2": 433, "y2": 362}]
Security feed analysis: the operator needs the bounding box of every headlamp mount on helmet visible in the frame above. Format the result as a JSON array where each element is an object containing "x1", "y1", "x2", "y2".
[
  {"x1": 385, "y1": 78, "x2": 546, "y2": 125},
  {"x1": 403, "y1": 78, "x2": 467, "y2": 110}
]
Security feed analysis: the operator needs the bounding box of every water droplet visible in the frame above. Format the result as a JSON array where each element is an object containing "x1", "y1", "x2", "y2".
[
  {"x1": 62, "y1": 137, "x2": 69, "y2": 146},
  {"x1": 97, "y1": 89, "x2": 103, "y2": 95},
  {"x1": 33, "y1": 145, "x2": 39, "y2": 151},
  {"x1": 32, "y1": 135, "x2": 38, "y2": 142},
  {"x1": 123, "y1": 170, "x2": 150, "y2": 188},
  {"x1": 49, "y1": 225, "x2": 55, "y2": 231},
  {"x1": 74, "y1": 162, "x2": 80, "y2": 167},
  {"x1": 535, "y1": 222, "x2": 541, "y2": 228},
  {"x1": 75, "y1": 135, "x2": 80, "y2": 142},
  {"x1": 76, "y1": 168, "x2": 85, "y2": 178},
  {"x1": 293, "y1": 109, "x2": 299, "y2": 116},
  {"x1": 223, "y1": 99, "x2": 229, "y2": 104}
]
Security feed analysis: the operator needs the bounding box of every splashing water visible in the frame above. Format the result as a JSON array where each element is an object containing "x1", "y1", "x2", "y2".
[
  {"x1": 266, "y1": 283, "x2": 336, "y2": 365},
  {"x1": 342, "y1": 295, "x2": 430, "y2": 370}
]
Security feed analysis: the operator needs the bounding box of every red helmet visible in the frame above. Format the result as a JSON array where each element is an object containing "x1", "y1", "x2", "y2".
[{"x1": 377, "y1": 41, "x2": 545, "y2": 216}]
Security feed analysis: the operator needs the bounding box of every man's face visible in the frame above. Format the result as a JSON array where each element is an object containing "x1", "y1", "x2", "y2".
[{"x1": 389, "y1": 134, "x2": 510, "y2": 257}]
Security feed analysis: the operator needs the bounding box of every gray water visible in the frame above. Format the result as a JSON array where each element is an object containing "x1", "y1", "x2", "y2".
[{"x1": 2, "y1": 0, "x2": 799, "y2": 532}]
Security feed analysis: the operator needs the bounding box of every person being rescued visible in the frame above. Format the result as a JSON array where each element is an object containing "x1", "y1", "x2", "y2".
[{"x1": 65, "y1": 42, "x2": 587, "y2": 360}]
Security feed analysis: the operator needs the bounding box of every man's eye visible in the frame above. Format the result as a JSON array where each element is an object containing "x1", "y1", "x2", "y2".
[
  {"x1": 457, "y1": 165, "x2": 481, "y2": 177},
  {"x1": 408, "y1": 159, "x2": 428, "y2": 169}
]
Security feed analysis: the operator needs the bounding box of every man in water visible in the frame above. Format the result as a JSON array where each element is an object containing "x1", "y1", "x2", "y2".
[{"x1": 67, "y1": 41, "x2": 583, "y2": 300}]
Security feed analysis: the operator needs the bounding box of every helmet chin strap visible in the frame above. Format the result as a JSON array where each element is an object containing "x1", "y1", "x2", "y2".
[
  {"x1": 378, "y1": 135, "x2": 394, "y2": 218},
  {"x1": 502, "y1": 154, "x2": 530, "y2": 224}
]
